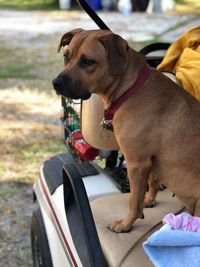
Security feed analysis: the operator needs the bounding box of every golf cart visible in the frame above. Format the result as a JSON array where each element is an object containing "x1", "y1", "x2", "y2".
[{"x1": 31, "y1": 1, "x2": 184, "y2": 266}]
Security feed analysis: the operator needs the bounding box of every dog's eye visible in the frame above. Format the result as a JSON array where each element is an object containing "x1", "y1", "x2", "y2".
[{"x1": 79, "y1": 56, "x2": 96, "y2": 68}]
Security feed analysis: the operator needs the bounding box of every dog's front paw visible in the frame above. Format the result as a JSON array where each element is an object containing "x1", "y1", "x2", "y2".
[{"x1": 109, "y1": 220, "x2": 132, "y2": 233}]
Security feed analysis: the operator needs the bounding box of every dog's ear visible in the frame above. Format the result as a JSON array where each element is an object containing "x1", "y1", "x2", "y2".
[
  {"x1": 57, "y1": 28, "x2": 83, "y2": 52},
  {"x1": 98, "y1": 33, "x2": 129, "y2": 75}
]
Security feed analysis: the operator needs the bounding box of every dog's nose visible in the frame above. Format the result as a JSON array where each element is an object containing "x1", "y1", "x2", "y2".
[{"x1": 52, "y1": 78, "x2": 63, "y2": 90}]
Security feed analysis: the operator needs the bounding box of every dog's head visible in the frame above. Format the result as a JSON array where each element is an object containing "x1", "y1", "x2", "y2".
[{"x1": 52, "y1": 29, "x2": 129, "y2": 100}]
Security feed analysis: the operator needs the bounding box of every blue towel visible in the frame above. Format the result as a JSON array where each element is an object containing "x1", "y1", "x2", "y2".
[{"x1": 143, "y1": 224, "x2": 200, "y2": 267}]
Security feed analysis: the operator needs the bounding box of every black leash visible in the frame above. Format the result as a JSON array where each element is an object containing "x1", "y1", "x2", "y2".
[{"x1": 76, "y1": 0, "x2": 110, "y2": 30}]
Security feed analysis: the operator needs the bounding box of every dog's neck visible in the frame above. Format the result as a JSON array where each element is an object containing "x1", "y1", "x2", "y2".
[{"x1": 104, "y1": 65, "x2": 151, "y2": 122}]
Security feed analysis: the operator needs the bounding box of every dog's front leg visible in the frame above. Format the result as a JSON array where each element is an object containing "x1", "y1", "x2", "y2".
[{"x1": 109, "y1": 162, "x2": 150, "y2": 233}]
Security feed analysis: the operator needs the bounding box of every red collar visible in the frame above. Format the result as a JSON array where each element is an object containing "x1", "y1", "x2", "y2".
[{"x1": 104, "y1": 66, "x2": 152, "y2": 121}]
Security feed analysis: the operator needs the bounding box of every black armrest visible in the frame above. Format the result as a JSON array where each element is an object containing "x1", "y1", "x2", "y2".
[
  {"x1": 63, "y1": 164, "x2": 108, "y2": 267},
  {"x1": 139, "y1": 42, "x2": 171, "y2": 55},
  {"x1": 139, "y1": 43, "x2": 171, "y2": 68}
]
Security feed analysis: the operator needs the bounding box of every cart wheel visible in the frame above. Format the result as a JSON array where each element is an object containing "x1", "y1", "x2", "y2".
[{"x1": 31, "y1": 207, "x2": 53, "y2": 267}]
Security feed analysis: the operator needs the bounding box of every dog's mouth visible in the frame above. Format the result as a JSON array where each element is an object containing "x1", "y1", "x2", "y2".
[
  {"x1": 55, "y1": 90, "x2": 91, "y2": 100},
  {"x1": 55, "y1": 90, "x2": 61, "y2": 96}
]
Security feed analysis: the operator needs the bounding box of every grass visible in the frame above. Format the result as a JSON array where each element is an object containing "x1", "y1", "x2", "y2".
[
  {"x1": 0, "y1": 31, "x2": 65, "y2": 185},
  {"x1": 0, "y1": 43, "x2": 38, "y2": 79},
  {"x1": 0, "y1": 0, "x2": 199, "y2": 10},
  {"x1": 0, "y1": 63, "x2": 35, "y2": 79},
  {"x1": 0, "y1": 88, "x2": 65, "y2": 184},
  {"x1": 0, "y1": 183, "x2": 20, "y2": 198},
  {"x1": 0, "y1": 0, "x2": 58, "y2": 10},
  {"x1": 175, "y1": 0, "x2": 200, "y2": 12},
  {"x1": 175, "y1": 0, "x2": 200, "y2": 6}
]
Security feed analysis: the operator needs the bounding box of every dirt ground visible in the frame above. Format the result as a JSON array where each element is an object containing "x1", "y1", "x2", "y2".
[{"x1": 0, "y1": 182, "x2": 34, "y2": 266}]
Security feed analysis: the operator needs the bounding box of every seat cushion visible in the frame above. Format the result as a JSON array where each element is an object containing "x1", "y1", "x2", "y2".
[{"x1": 90, "y1": 190, "x2": 183, "y2": 267}]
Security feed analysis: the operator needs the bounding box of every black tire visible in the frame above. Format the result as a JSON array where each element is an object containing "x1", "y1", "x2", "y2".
[{"x1": 31, "y1": 207, "x2": 53, "y2": 267}]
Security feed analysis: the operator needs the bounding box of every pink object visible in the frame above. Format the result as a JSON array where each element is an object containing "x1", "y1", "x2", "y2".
[{"x1": 163, "y1": 212, "x2": 200, "y2": 232}]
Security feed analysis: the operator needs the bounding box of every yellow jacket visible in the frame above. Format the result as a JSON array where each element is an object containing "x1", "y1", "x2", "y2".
[{"x1": 157, "y1": 25, "x2": 200, "y2": 100}]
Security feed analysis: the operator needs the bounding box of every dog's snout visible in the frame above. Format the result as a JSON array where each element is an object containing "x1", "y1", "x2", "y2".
[
  {"x1": 52, "y1": 78, "x2": 63, "y2": 90},
  {"x1": 52, "y1": 74, "x2": 76, "y2": 98},
  {"x1": 52, "y1": 71, "x2": 91, "y2": 100}
]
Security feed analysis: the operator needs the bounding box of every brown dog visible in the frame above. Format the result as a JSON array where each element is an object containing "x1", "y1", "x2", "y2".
[{"x1": 53, "y1": 29, "x2": 200, "y2": 233}]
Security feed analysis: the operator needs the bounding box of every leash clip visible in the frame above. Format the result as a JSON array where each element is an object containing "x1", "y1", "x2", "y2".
[{"x1": 101, "y1": 118, "x2": 113, "y2": 132}]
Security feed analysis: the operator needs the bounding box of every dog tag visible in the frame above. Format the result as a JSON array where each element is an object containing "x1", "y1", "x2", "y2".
[{"x1": 101, "y1": 118, "x2": 114, "y2": 132}]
